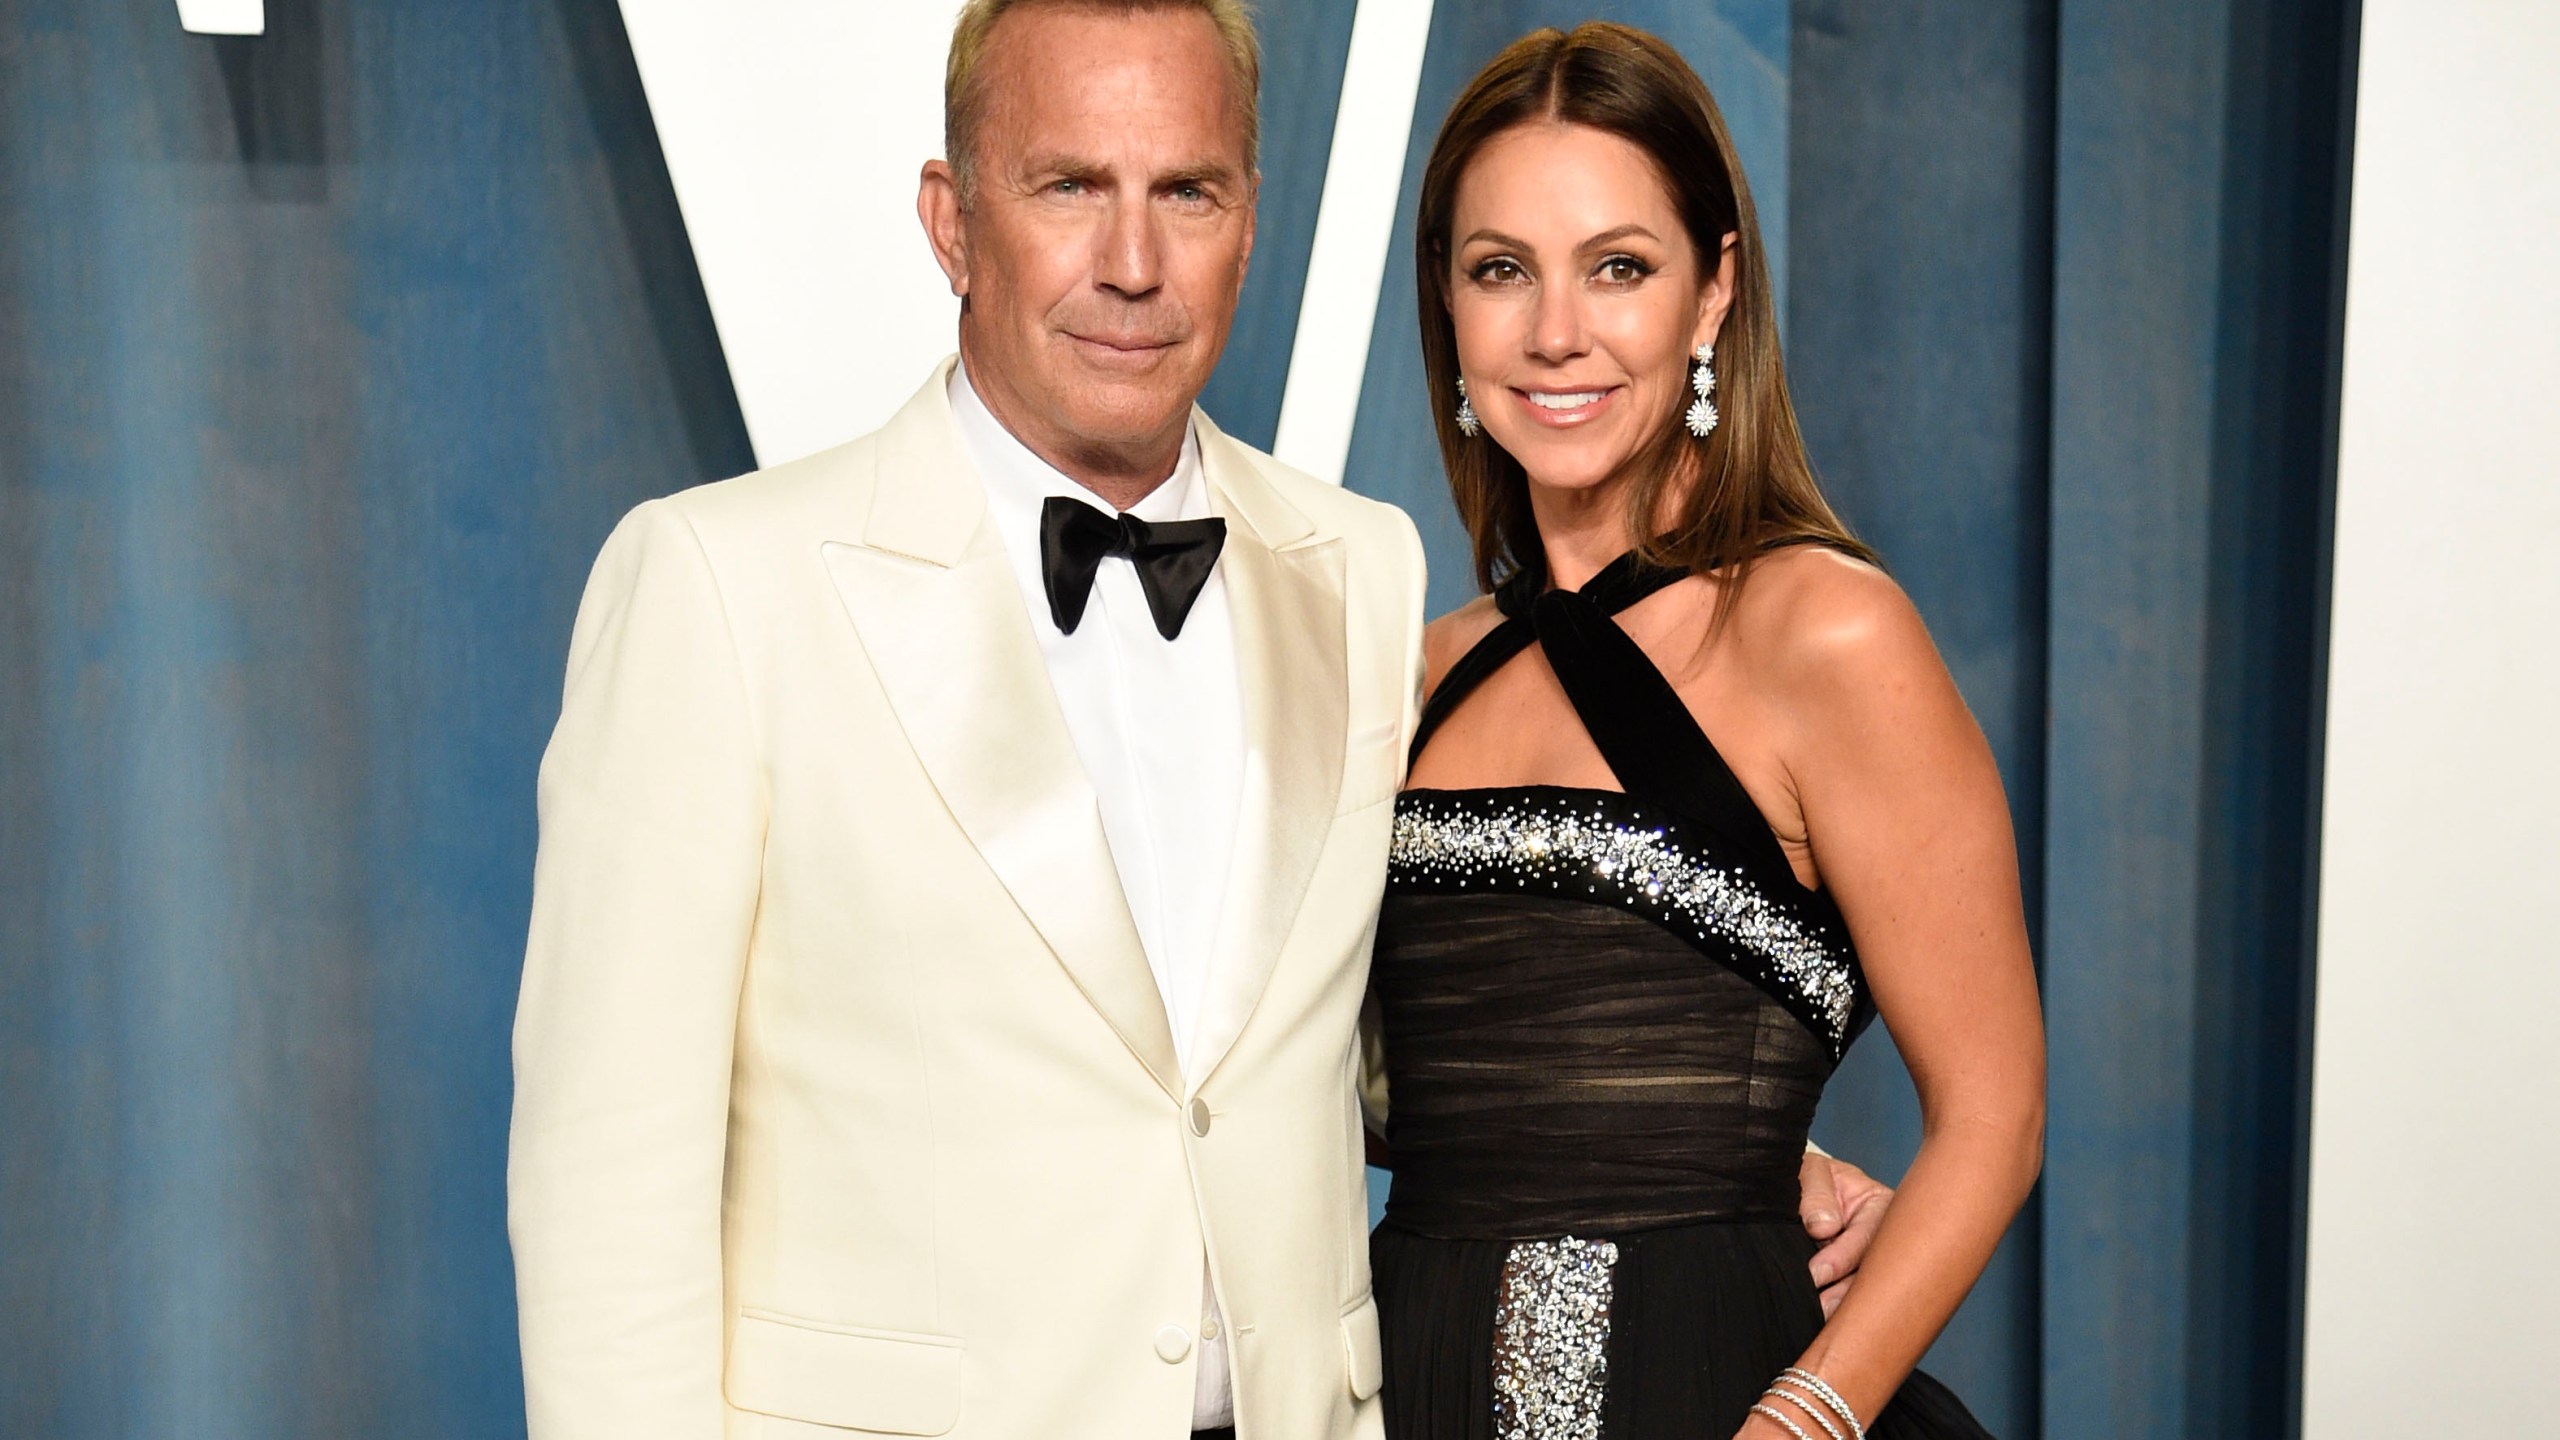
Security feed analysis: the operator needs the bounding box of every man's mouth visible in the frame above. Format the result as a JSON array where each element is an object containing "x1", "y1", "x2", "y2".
[{"x1": 1067, "y1": 332, "x2": 1180, "y2": 356}]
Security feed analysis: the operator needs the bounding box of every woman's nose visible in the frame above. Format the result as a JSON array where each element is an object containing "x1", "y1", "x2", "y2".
[{"x1": 1526, "y1": 285, "x2": 1588, "y2": 362}]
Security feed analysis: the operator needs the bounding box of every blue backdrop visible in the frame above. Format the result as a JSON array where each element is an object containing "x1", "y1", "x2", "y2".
[
  {"x1": 0, "y1": 2, "x2": 2352, "y2": 1436},
  {"x1": 0, "y1": 2, "x2": 751, "y2": 1434}
]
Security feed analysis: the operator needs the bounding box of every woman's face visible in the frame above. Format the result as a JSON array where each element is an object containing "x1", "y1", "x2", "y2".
[{"x1": 1446, "y1": 121, "x2": 1732, "y2": 500}]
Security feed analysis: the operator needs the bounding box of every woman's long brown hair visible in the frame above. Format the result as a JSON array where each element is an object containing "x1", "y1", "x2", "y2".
[{"x1": 1416, "y1": 22, "x2": 1875, "y2": 616}]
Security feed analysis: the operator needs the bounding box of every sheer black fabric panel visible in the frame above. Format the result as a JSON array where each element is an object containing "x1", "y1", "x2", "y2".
[{"x1": 1375, "y1": 893, "x2": 1824, "y2": 1237}]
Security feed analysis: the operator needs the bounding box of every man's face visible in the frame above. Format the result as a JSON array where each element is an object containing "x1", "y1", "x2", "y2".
[{"x1": 923, "y1": 5, "x2": 1256, "y2": 486}]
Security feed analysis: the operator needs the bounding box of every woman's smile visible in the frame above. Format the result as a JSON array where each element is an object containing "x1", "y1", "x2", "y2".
[{"x1": 1511, "y1": 384, "x2": 1622, "y2": 427}]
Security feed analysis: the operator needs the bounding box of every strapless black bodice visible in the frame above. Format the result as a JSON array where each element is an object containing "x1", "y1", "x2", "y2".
[
  {"x1": 1367, "y1": 553, "x2": 1987, "y2": 1440},
  {"x1": 1377, "y1": 787, "x2": 1850, "y2": 1239}
]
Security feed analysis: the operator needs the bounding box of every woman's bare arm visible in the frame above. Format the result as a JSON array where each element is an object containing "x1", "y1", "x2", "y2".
[{"x1": 1733, "y1": 559, "x2": 2045, "y2": 1436}]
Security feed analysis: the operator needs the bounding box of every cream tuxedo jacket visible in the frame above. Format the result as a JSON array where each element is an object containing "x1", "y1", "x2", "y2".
[{"x1": 509, "y1": 360, "x2": 1426, "y2": 1440}]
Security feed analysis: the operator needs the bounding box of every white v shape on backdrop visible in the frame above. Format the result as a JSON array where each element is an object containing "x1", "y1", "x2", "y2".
[
  {"x1": 613, "y1": 0, "x2": 970, "y2": 468},
  {"x1": 175, "y1": 0, "x2": 264, "y2": 35}
]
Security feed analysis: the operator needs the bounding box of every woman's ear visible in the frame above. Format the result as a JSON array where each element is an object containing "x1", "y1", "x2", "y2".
[{"x1": 1693, "y1": 231, "x2": 1740, "y2": 350}]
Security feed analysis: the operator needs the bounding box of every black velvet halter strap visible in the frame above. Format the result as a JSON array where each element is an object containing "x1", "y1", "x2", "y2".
[{"x1": 1410, "y1": 551, "x2": 1803, "y2": 886}]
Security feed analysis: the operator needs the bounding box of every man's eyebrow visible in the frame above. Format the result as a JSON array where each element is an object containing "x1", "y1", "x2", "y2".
[
  {"x1": 1019, "y1": 150, "x2": 1097, "y2": 173},
  {"x1": 1157, "y1": 159, "x2": 1244, "y2": 189},
  {"x1": 1009, "y1": 154, "x2": 1243, "y2": 193}
]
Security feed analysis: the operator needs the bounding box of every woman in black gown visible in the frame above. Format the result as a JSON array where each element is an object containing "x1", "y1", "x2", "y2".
[{"x1": 1366, "y1": 24, "x2": 2045, "y2": 1440}]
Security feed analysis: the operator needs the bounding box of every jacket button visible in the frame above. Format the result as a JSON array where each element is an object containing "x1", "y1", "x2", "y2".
[
  {"x1": 1189, "y1": 1098, "x2": 1212, "y2": 1137},
  {"x1": 1155, "y1": 1323, "x2": 1193, "y2": 1362}
]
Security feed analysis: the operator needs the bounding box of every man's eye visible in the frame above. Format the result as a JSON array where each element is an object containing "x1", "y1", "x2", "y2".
[
  {"x1": 1053, "y1": 179, "x2": 1084, "y2": 195},
  {"x1": 1172, "y1": 185, "x2": 1206, "y2": 204}
]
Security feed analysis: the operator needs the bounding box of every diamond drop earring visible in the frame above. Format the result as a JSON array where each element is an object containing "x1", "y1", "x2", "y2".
[
  {"x1": 1455, "y1": 376, "x2": 1481, "y2": 437},
  {"x1": 1686, "y1": 342, "x2": 1719, "y2": 438}
]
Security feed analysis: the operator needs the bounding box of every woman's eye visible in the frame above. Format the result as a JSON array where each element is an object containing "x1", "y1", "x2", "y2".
[
  {"x1": 1597, "y1": 256, "x2": 1652, "y2": 285},
  {"x1": 1472, "y1": 258, "x2": 1526, "y2": 285}
]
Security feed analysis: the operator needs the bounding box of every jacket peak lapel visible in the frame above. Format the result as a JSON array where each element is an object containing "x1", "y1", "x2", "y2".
[
  {"x1": 825, "y1": 366, "x2": 1183, "y2": 1099},
  {"x1": 1187, "y1": 432, "x2": 1350, "y2": 1085}
]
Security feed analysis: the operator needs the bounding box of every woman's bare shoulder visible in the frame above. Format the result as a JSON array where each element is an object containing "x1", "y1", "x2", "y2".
[
  {"x1": 1728, "y1": 545, "x2": 1942, "y2": 703},
  {"x1": 1421, "y1": 595, "x2": 1505, "y2": 699}
]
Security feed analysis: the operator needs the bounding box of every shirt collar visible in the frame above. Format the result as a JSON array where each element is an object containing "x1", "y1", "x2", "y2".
[{"x1": 949, "y1": 357, "x2": 1209, "y2": 528}]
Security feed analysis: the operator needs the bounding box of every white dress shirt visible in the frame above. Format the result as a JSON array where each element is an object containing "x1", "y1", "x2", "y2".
[{"x1": 950, "y1": 361, "x2": 1244, "y2": 1429}]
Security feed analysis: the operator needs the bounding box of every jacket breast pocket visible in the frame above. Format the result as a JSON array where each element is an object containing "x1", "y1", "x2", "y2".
[
  {"x1": 1337, "y1": 720, "x2": 1404, "y2": 815},
  {"x1": 726, "y1": 1308, "x2": 965, "y2": 1435}
]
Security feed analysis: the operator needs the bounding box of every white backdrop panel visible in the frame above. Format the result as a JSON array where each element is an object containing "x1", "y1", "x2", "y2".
[
  {"x1": 1269, "y1": 0, "x2": 1432, "y2": 486},
  {"x1": 174, "y1": 0, "x2": 264, "y2": 34},
  {"x1": 616, "y1": 0, "x2": 968, "y2": 466},
  {"x1": 2303, "y1": 1, "x2": 2560, "y2": 1429}
]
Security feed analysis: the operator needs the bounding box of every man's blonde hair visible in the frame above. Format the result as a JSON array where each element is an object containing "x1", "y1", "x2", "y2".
[{"x1": 944, "y1": 0, "x2": 1261, "y2": 199}]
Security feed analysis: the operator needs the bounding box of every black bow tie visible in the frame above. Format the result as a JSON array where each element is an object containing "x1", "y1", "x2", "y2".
[{"x1": 1039, "y1": 496, "x2": 1228, "y2": 640}]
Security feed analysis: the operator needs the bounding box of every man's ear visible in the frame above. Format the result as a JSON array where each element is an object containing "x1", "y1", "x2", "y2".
[
  {"x1": 1693, "y1": 230, "x2": 1740, "y2": 351},
  {"x1": 918, "y1": 159, "x2": 970, "y2": 299}
]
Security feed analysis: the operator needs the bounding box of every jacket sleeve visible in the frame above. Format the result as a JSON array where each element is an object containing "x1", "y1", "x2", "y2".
[{"x1": 509, "y1": 499, "x2": 766, "y2": 1439}]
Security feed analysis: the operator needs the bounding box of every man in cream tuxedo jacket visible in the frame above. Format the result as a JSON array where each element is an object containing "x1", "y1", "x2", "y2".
[{"x1": 512, "y1": 5, "x2": 1410, "y2": 1436}]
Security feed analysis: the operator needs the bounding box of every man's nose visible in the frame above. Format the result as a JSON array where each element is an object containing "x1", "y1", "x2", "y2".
[{"x1": 1094, "y1": 193, "x2": 1164, "y2": 299}]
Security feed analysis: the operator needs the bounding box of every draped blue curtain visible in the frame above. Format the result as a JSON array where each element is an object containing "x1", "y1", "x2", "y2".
[
  {"x1": 2032, "y1": 3, "x2": 2352, "y2": 1434},
  {"x1": 0, "y1": 2, "x2": 751, "y2": 1435},
  {"x1": 1784, "y1": 9, "x2": 2057, "y2": 1430}
]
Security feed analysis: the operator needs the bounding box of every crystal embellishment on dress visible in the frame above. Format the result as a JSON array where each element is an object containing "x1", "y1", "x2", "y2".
[
  {"x1": 1492, "y1": 1235, "x2": 1620, "y2": 1440},
  {"x1": 1389, "y1": 793, "x2": 1860, "y2": 1054}
]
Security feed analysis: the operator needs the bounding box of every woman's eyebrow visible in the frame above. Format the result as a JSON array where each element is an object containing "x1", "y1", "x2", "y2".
[
  {"x1": 1576, "y1": 223, "x2": 1661, "y2": 251},
  {"x1": 1456, "y1": 223, "x2": 1664, "y2": 252}
]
